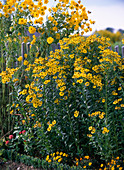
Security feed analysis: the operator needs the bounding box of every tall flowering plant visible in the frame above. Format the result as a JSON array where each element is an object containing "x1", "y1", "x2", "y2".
[{"x1": 0, "y1": 0, "x2": 124, "y2": 167}]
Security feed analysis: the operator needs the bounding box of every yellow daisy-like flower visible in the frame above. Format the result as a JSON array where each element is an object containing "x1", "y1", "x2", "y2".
[
  {"x1": 31, "y1": 114, "x2": 35, "y2": 117},
  {"x1": 74, "y1": 110, "x2": 79, "y2": 117},
  {"x1": 87, "y1": 134, "x2": 92, "y2": 137},
  {"x1": 58, "y1": 158, "x2": 62, "y2": 162},
  {"x1": 88, "y1": 126, "x2": 92, "y2": 131},
  {"x1": 91, "y1": 127, "x2": 96, "y2": 134},
  {"x1": 84, "y1": 156, "x2": 89, "y2": 159},
  {"x1": 17, "y1": 56, "x2": 23, "y2": 61},
  {"x1": 47, "y1": 37, "x2": 54, "y2": 44},
  {"x1": 102, "y1": 99, "x2": 105, "y2": 103},
  {"x1": 52, "y1": 120, "x2": 56, "y2": 125},
  {"x1": 47, "y1": 126, "x2": 51, "y2": 131},
  {"x1": 102, "y1": 127, "x2": 109, "y2": 134},
  {"x1": 122, "y1": 39, "x2": 124, "y2": 44},
  {"x1": 18, "y1": 18, "x2": 27, "y2": 25},
  {"x1": 85, "y1": 82, "x2": 90, "y2": 86},
  {"x1": 44, "y1": 0, "x2": 49, "y2": 4},
  {"x1": 89, "y1": 162, "x2": 92, "y2": 166},
  {"x1": 24, "y1": 60, "x2": 28, "y2": 65},
  {"x1": 28, "y1": 26, "x2": 36, "y2": 34},
  {"x1": 10, "y1": 110, "x2": 14, "y2": 115},
  {"x1": 22, "y1": 120, "x2": 25, "y2": 125},
  {"x1": 59, "y1": 92, "x2": 64, "y2": 96},
  {"x1": 56, "y1": 33, "x2": 60, "y2": 39}
]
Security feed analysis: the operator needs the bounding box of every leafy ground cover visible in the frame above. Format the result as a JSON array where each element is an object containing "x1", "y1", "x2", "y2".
[{"x1": 0, "y1": 0, "x2": 124, "y2": 169}]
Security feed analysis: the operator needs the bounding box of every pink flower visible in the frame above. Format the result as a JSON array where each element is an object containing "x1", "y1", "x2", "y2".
[
  {"x1": 19, "y1": 131, "x2": 22, "y2": 135},
  {"x1": 5, "y1": 140, "x2": 9, "y2": 145},
  {"x1": 22, "y1": 130, "x2": 26, "y2": 134},
  {"x1": 9, "y1": 135, "x2": 13, "y2": 139}
]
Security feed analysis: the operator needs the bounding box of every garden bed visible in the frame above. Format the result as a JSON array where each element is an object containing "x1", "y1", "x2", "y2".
[{"x1": 0, "y1": 0, "x2": 124, "y2": 169}]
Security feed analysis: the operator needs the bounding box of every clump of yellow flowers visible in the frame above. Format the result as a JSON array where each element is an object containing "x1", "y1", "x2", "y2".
[
  {"x1": 46, "y1": 151, "x2": 68, "y2": 163},
  {"x1": 0, "y1": 0, "x2": 123, "y2": 168},
  {"x1": 47, "y1": 120, "x2": 56, "y2": 131},
  {"x1": 102, "y1": 127, "x2": 109, "y2": 134}
]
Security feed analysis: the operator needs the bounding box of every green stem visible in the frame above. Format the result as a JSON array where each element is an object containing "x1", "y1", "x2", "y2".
[
  {"x1": 105, "y1": 75, "x2": 108, "y2": 126},
  {"x1": 67, "y1": 106, "x2": 78, "y2": 150}
]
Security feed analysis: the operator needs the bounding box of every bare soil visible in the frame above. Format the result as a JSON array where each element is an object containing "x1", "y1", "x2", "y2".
[{"x1": 0, "y1": 160, "x2": 44, "y2": 170}]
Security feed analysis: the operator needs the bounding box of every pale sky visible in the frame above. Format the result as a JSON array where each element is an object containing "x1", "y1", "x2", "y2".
[{"x1": 81, "y1": 0, "x2": 124, "y2": 35}]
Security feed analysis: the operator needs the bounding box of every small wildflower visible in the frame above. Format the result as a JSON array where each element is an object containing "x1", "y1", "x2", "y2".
[
  {"x1": 89, "y1": 162, "x2": 92, "y2": 166},
  {"x1": 17, "y1": 56, "x2": 23, "y2": 61},
  {"x1": 5, "y1": 141, "x2": 9, "y2": 145},
  {"x1": 9, "y1": 135, "x2": 13, "y2": 139},
  {"x1": 74, "y1": 110, "x2": 79, "y2": 117},
  {"x1": 47, "y1": 37, "x2": 54, "y2": 44}
]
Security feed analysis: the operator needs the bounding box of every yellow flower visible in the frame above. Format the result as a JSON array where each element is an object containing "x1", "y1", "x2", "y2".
[
  {"x1": 12, "y1": 103, "x2": 15, "y2": 107},
  {"x1": 121, "y1": 104, "x2": 124, "y2": 107},
  {"x1": 89, "y1": 162, "x2": 92, "y2": 166},
  {"x1": 18, "y1": 18, "x2": 27, "y2": 25},
  {"x1": 47, "y1": 127, "x2": 51, "y2": 131},
  {"x1": 102, "y1": 127, "x2": 109, "y2": 134},
  {"x1": 102, "y1": 99, "x2": 105, "y2": 103},
  {"x1": 118, "y1": 87, "x2": 122, "y2": 91},
  {"x1": 13, "y1": 79, "x2": 19, "y2": 82},
  {"x1": 74, "y1": 110, "x2": 79, "y2": 117},
  {"x1": 47, "y1": 37, "x2": 54, "y2": 44},
  {"x1": 17, "y1": 56, "x2": 23, "y2": 61},
  {"x1": 56, "y1": 33, "x2": 60, "y2": 39},
  {"x1": 21, "y1": 89, "x2": 27, "y2": 95},
  {"x1": 88, "y1": 126, "x2": 92, "y2": 131},
  {"x1": 122, "y1": 39, "x2": 124, "y2": 44},
  {"x1": 77, "y1": 79, "x2": 83, "y2": 84},
  {"x1": 24, "y1": 60, "x2": 28, "y2": 65},
  {"x1": 60, "y1": 152, "x2": 63, "y2": 155},
  {"x1": 18, "y1": 32, "x2": 21, "y2": 36},
  {"x1": 53, "y1": 27, "x2": 58, "y2": 31},
  {"x1": 38, "y1": 123, "x2": 41, "y2": 127},
  {"x1": 91, "y1": 127, "x2": 96, "y2": 134},
  {"x1": 31, "y1": 114, "x2": 35, "y2": 117},
  {"x1": 84, "y1": 156, "x2": 89, "y2": 159},
  {"x1": 46, "y1": 155, "x2": 49, "y2": 161},
  {"x1": 16, "y1": 104, "x2": 19, "y2": 108},
  {"x1": 70, "y1": 54, "x2": 74, "y2": 59},
  {"x1": 44, "y1": 80, "x2": 51, "y2": 84},
  {"x1": 44, "y1": 0, "x2": 49, "y2": 4},
  {"x1": 28, "y1": 26, "x2": 36, "y2": 34},
  {"x1": 56, "y1": 151, "x2": 59, "y2": 155},
  {"x1": 22, "y1": 120, "x2": 25, "y2": 125},
  {"x1": 99, "y1": 114, "x2": 104, "y2": 119},
  {"x1": 52, "y1": 7, "x2": 57, "y2": 12},
  {"x1": 85, "y1": 82, "x2": 90, "y2": 86},
  {"x1": 48, "y1": 16, "x2": 54, "y2": 21},
  {"x1": 59, "y1": 92, "x2": 64, "y2": 96},
  {"x1": 58, "y1": 158, "x2": 62, "y2": 162},
  {"x1": 10, "y1": 110, "x2": 14, "y2": 115},
  {"x1": 52, "y1": 120, "x2": 56, "y2": 125},
  {"x1": 4, "y1": 13, "x2": 9, "y2": 18},
  {"x1": 87, "y1": 134, "x2": 92, "y2": 137}
]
